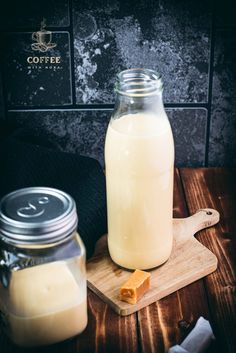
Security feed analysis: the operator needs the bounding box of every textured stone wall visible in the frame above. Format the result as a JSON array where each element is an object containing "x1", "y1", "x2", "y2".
[{"x1": 0, "y1": 0, "x2": 235, "y2": 166}]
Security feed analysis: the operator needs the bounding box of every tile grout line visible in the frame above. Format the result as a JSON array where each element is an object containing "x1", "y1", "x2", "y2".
[
  {"x1": 68, "y1": 0, "x2": 77, "y2": 106},
  {"x1": 205, "y1": 9, "x2": 216, "y2": 167},
  {"x1": 0, "y1": 36, "x2": 9, "y2": 121},
  {"x1": 7, "y1": 103, "x2": 209, "y2": 112},
  {"x1": 0, "y1": 27, "x2": 71, "y2": 33},
  {"x1": 1, "y1": 2, "x2": 215, "y2": 127}
]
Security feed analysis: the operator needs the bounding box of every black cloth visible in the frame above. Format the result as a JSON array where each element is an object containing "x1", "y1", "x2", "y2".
[{"x1": 0, "y1": 127, "x2": 107, "y2": 258}]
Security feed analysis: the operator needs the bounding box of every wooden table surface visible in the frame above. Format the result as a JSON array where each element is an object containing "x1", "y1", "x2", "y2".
[{"x1": 1, "y1": 168, "x2": 236, "y2": 353}]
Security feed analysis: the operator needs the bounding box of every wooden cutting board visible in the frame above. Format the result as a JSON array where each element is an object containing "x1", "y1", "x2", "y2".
[{"x1": 87, "y1": 208, "x2": 219, "y2": 316}]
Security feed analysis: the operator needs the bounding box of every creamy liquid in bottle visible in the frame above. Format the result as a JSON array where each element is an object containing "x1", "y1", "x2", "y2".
[
  {"x1": 0, "y1": 260, "x2": 87, "y2": 347},
  {"x1": 105, "y1": 113, "x2": 174, "y2": 270}
]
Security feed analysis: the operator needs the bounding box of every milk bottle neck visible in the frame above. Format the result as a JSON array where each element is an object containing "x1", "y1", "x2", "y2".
[
  {"x1": 113, "y1": 93, "x2": 166, "y2": 119},
  {"x1": 113, "y1": 68, "x2": 166, "y2": 119}
]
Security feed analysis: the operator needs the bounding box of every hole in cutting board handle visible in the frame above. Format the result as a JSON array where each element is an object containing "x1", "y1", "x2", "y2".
[{"x1": 191, "y1": 208, "x2": 220, "y2": 235}]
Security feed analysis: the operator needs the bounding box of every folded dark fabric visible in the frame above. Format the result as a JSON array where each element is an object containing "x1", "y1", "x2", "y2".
[{"x1": 0, "y1": 129, "x2": 107, "y2": 258}]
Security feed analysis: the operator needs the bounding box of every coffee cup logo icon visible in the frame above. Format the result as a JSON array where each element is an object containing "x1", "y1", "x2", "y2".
[{"x1": 31, "y1": 19, "x2": 57, "y2": 52}]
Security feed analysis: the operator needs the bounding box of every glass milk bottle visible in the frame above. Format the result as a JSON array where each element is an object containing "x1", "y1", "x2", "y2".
[{"x1": 105, "y1": 68, "x2": 175, "y2": 270}]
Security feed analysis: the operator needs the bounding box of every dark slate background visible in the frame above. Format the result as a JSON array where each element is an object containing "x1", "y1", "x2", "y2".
[{"x1": 0, "y1": 0, "x2": 235, "y2": 167}]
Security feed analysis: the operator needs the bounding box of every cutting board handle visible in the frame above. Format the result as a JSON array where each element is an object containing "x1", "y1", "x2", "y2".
[{"x1": 173, "y1": 208, "x2": 220, "y2": 241}]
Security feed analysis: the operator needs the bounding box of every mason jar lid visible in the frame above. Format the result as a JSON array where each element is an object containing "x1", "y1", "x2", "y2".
[{"x1": 0, "y1": 187, "x2": 78, "y2": 245}]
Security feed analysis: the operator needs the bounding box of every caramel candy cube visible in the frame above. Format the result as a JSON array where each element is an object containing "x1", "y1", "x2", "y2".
[{"x1": 120, "y1": 269, "x2": 151, "y2": 304}]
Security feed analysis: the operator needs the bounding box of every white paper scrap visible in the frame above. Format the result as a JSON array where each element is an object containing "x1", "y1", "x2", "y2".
[
  {"x1": 168, "y1": 317, "x2": 215, "y2": 353},
  {"x1": 168, "y1": 345, "x2": 189, "y2": 353}
]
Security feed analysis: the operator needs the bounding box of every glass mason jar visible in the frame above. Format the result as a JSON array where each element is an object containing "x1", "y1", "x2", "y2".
[
  {"x1": 0, "y1": 187, "x2": 87, "y2": 347},
  {"x1": 105, "y1": 68, "x2": 175, "y2": 270}
]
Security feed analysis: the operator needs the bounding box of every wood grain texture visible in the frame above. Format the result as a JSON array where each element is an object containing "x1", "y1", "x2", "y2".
[
  {"x1": 75, "y1": 290, "x2": 138, "y2": 353},
  {"x1": 0, "y1": 288, "x2": 138, "y2": 353},
  {"x1": 87, "y1": 171, "x2": 219, "y2": 316},
  {"x1": 180, "y1": 168, "x2": 236, "y2": 353},
  {"x1": 137, "y1": 169, "x2": 220, "y2": 353},
  {"x1": 87, "y1": 210, "x2": 218, "y2": 316},
  {"x1": 0, "y1": 168, "x2": 234, "y2": 353}
]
